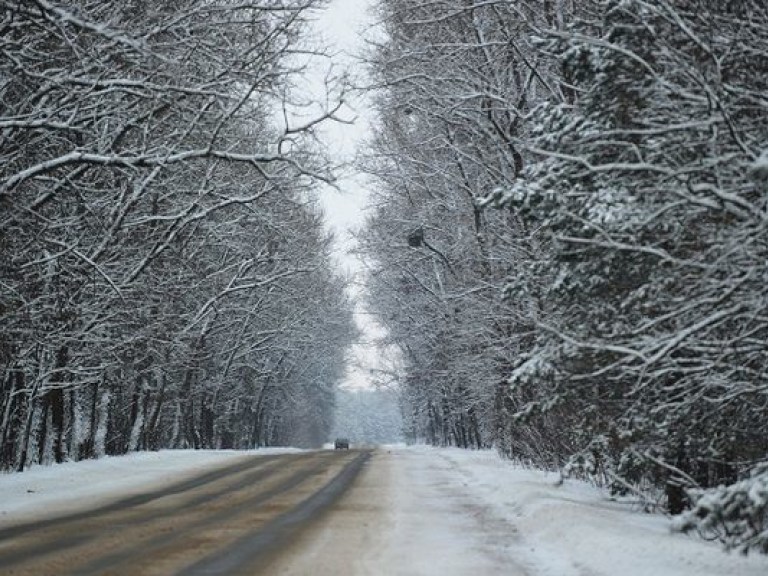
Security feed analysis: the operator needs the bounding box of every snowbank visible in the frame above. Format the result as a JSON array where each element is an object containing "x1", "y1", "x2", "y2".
[{"x1": 419, "y1": 446, "x2": 766, "y2": 576}]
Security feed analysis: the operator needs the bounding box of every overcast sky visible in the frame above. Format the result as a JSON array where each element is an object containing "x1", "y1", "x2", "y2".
[
  {"x1": 313, "y1": 0, "x2": 375, "y2": 264},
  {"x1": 306, "y1": 0, "x2": 394, "y2": 390}
]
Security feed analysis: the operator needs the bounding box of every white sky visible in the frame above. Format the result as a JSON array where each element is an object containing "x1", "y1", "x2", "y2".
[
  {"x1": 311, "y1": 0, "x2": 375, "y2": 259},
  {"x1": 305, "y1": 0, "x2": 393, "y2": 390}
]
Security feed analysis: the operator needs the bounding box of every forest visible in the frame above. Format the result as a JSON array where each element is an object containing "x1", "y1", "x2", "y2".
[
  {"x1": 0, "y1": 0, "x2": 355, "y2": 470},
  {"x1": 2, "y1": 0, "x2": 767, "y2": 556},
  {"x1": 359, "y1": 0, "x2": 768, "y2": 553}
]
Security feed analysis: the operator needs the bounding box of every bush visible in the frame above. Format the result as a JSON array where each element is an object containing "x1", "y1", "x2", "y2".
[{"x1": 674, "y1": 464, "x2": 768, "y2": 554}]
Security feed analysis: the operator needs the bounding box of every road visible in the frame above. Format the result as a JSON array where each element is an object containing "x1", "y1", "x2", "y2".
[
  {"x1": 2, "y1": 447, "x2": 764, "y2": 576},
  {"x1": 0, "y1": 449, "x2": 526, "y2": 575}
]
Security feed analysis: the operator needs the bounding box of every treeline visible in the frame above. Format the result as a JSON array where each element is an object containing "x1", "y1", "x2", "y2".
[
  {"x1": 332, "y1": 387, "x2": 403, "y2": 445},
  {"x1": 0, "y1": 0, "x2": 355, "y2": 471},
  {"x1": 361, "y1": 0, "x2": 768, "y2": 552}
]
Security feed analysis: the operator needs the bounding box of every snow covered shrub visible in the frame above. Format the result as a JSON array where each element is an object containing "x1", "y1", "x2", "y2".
[
  {"x1": 563, "y1": 435, "x2": 612, "y2": 485},
  {"x1": 675, "y1": 464, "x2": 768, "y2": 554}
]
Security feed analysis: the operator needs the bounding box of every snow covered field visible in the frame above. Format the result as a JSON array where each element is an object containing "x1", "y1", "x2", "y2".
[{"x1": 0, "y1": 446, "x2": 765, "y2": 575}]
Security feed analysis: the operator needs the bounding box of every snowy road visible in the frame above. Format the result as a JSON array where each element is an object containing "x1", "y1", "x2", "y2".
[
  {"x1": 0, "y1": 447, "x2": 766, "y2": 575},
  {"x1": 0, "y1": 448, "x2": 525, "y2": 575},
  {"x1": 0, "y1": 450, "x2": 371, "y2": 575},
  {"x1": 262, "y1": 448, "x2": 528, "y2": 576}
]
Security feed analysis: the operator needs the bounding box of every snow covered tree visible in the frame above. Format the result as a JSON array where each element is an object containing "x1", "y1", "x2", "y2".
[
  {"x1": 0, "y1": 0, "x2": 354, "y2": 469},
  {"x1": 331, "y1": 387, "x2": 403, "y2": 445},
  {"x1": 676, "y1": 464, "x2": 768, "y2": 555},
  {"x1": 360, "y1": 0, "x2": 565, "y2": 449},
  {"x1": 483, "y1": 0, "x2": 768, "y2": 509},
  {"x1": 362, "y1": 0, "x2": 768, "y2": 538}
]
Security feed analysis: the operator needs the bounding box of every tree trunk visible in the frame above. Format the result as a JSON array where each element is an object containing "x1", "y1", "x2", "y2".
[
  {"x1": 36, "y1": 395, "x2": 50, "y2": 465},
  {"x1": 81, "y1": 381, "x2": 101, "y2": 459},
  {"x1": 44, "y1": 346, "x2": 69, "y2": 464},
  {"x1": 143, "y1": 388, "x2": 166, "y2": 451},
  {"x1": 1, "y1": 369, "x2": 23, "y2": 469},
  {"x1": 666, "y1": 441, "x2": 690, "y2": 515},
  {"x1": 18, "y1": 371, "x2": 44, "y2": 470},
  {"x1": 200, "y1": 393, "x2": 215, "y2": 449},
  {"x1": 50, "y1": 386, "x2": 66, "y2": 463}
]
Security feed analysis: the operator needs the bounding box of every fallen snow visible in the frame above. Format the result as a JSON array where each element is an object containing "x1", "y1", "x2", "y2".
[
  {"x1": 748, "y1": 148, "x2": 768, "y2": 181},
  {"x1": 416, "y1": 446, "x2": 767, "y2": 576},
  {"x1": 0, "y1": 446, "x2": 766, "y2": 575},
  {"x1": 0, "y1": 448, "x2": 302, "y2": 525}
]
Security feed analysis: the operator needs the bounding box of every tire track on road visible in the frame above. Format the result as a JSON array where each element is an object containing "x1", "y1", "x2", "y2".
[
  {"x1": 0, "y1": 453, "x2": 289, "y2": 541},
  {"x1": 0, "y1": 450, "x2": 372, "y2": 576},
  {"x1": 0, "y1": 451, "x2": 354, "y2": 576},
  {"x1": 0, "y1": 453, "x2": 301, "y2": 570},
  {"x1": 182, "y1": 450, "x2": 372, "y2": 576},
  {"x1": 75, "y1": 451, "x2": 359, "y2": 576}
]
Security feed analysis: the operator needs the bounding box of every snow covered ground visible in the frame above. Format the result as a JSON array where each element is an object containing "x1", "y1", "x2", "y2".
[
  {"x1": 417, "y1": 447, "x2": 766, "y2": 576},
  {"x1": 0, "y1": 446, "x2": 765, "y2": 575},
  {"x1": 0, "y1": 448, "x2": 302, "y2": 525}
]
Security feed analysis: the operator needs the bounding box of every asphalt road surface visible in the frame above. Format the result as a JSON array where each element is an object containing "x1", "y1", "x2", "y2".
[
  {"x1": 0, "y1": 450, "x2": 373, "y2": 575},
  {"x1": 0, "y1": 449, "x2": 528, "y2": 575}
]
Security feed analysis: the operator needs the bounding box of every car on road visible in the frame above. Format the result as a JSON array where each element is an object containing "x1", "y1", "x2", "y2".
[{"x1": 334, "y1": 438, "x2": 350, "y2": 450}]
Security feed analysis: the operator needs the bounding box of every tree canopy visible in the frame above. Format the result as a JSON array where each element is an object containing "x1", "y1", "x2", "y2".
[
  {"x1": 360, "y1": 0, "x2": 768, "y2": 552},
  {"x1": 0, "y1": 0, "x2": 355, "y2": 470}
]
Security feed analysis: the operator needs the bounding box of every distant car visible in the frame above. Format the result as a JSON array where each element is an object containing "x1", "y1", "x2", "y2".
[{"x1": 334, "y1": 438, "x2": 350, "y2": 450}]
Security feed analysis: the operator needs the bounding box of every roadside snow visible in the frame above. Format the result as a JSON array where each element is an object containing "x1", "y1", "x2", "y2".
[
  {"x1": 0, "y1": 448, "x2": 302, "y2": 525},
  {"x1": 420, "y1": 446, "x2": 767, "y2": 576},
  {"x1": 378, "y1": 447, "x2": 528, "y2": 575}
]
